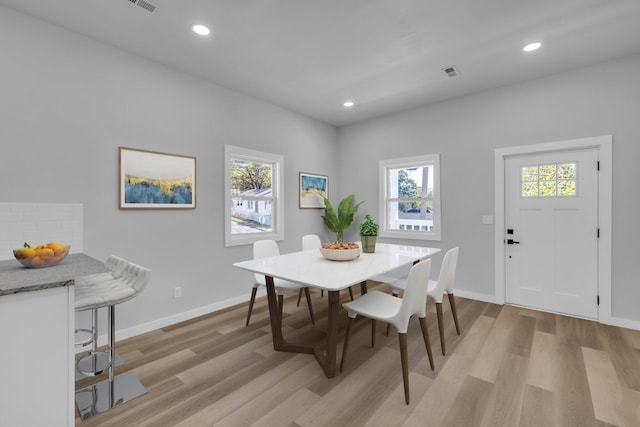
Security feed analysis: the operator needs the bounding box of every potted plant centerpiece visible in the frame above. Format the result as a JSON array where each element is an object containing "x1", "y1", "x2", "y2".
[
  {"x1": 320, "y1": 194, "x2": 364, "y2": 260},
  {"x1": 359, "y1": 214, "x2": 379, "y2": 253}
]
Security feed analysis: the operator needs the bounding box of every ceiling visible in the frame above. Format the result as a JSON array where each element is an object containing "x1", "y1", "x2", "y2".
[{"x1": 3, "y1": 0, "x2": 640, "y2": 127}]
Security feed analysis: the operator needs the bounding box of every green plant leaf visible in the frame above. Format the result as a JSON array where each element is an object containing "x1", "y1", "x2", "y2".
[
  {"x1": 339, "y1": 196, "x2": 363, "y2": 231},
  {"x1": 320, "y1": 195, "x2": 364, "y2": 242},
  {"x1": 321, "y1": 197, "x2": 338, "y2": 232},
  {"x1": 359, "y1": 214, "x2": 379, "y2": 236}
]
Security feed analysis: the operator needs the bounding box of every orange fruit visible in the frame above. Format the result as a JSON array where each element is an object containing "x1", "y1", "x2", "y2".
[
  {"x1": 36, "y1": 247, "x2": 55, "y2": 261},
  {"x1": 15, "y1": 247, "x2": 36, "y2": 259},
  {"x1": 46, "y1": 242, "x2": 67, "y2": 256}
]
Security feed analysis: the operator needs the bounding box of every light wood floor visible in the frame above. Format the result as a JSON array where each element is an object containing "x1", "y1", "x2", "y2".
[{"x1": 75, "y1": 282, "x2": 640, "y2": 426}]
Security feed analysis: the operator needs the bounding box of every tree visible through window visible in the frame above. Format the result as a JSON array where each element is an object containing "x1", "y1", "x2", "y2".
[
  {"x1": 231, "y1": 160, "x2": 273, "y2": 233},
  {"x1": 225, "y1": 145, "x2": 283, "y2": 247},
  {"x1": 379, "y1": 154, "x2": 441, "y2": 241}
]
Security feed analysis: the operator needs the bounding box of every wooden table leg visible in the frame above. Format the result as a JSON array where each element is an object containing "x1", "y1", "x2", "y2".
[
  {"x1": 312, "y1": 290, "x2": 340, "y2": 378},
  {"x1": 265, "y1": 276, "x2": 339, "y2": 378},
  {"x1": 265, "y1": 275, "x2": 314, "y2": 355},
  {"x1": 325, "y1": 290, "x2": 340, "y2": 377},
  {"x1": 265, "y1": 275, "x2": 283, "y2": 350},
  {"x1": 360, "y1": 280, "x2": 368, "y2": 295}
]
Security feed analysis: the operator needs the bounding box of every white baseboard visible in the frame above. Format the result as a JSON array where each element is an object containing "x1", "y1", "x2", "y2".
[
  {"x1": 600, "y1": 314, "x2": 640, "y2": 331},
  {"x1": 456, "y1": 290, "x2": 640, "y2": 331},
  {"x1": 80, "y1": 289, "x2": 266, "y2": 352},
  {"x1": 455, "y1": 289, "x2": 503, "y2": 305}
]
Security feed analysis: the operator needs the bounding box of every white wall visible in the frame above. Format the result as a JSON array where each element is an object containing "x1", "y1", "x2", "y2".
[
  {"x1": 337, "y1": 53, "x2": 640, "y2": 325},
  {"x1": 3, "y1": 4, "x2": 639, "y2": 334},
  {"x1": 0, "y1": 6, "x2": 337, "y2": 335}
]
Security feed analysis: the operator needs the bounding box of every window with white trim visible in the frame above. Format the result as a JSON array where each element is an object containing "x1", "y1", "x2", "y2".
[
  {"x1": 379, "y1": 154, "x2": 441, "y2": 241},
  {"x1": 224, "y1": 145, "x2": 284, "y2": 247}
]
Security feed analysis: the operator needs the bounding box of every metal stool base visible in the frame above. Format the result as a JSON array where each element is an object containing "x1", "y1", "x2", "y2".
[
  {"x1": 75, "y1": 371, "x2": 146, "y2": 420},
  {"x1": 75, "y1": 352, "x2": 124, "y2": 381}
]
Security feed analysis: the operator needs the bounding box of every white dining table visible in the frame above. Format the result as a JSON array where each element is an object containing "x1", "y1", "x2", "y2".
[{"x1": 233, "y1": 242, "x2": 440, "y2": 378}]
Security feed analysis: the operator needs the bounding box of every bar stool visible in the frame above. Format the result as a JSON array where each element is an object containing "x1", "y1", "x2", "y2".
[
  {"x1": 74, "y1": 255, "x2": 150, "y2": 419},
  {"x1": 74, "y1": 255, "x2": 128, "y2": 376}
]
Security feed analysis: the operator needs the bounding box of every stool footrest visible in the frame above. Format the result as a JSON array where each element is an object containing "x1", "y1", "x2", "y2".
[
  {"x1": 75, "y1": 352, "x2": 124, "y2": 381},
  {"x1": 75, "y1": 328, "x2": 95, "y2": 348},
  {"x1": 75, "y1": 350, "x2": 111, "y2": 377}
]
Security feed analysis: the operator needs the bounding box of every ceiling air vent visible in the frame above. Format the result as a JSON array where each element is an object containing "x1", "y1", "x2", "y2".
[
  {"x1": 128, "y1": 0, "x2": 157, "y2": 13},
  {"x1": 442, "y1": 66, "x2": 459, "y2": 78}
]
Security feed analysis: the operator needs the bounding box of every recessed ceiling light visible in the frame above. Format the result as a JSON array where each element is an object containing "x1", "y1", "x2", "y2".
[
  {"x1": 343, "y1": 101, "x2": 355, "y2": 108},
  {"x1": 523, "y1": 42, "x2": 541, "y2": 52},
  {"x1": 192, "y1": 24, "x2": 211, "y2": 36}
]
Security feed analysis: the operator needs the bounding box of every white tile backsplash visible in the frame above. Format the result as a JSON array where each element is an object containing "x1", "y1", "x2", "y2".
[{"x1": 0, "y1": 203, "x2": 83, "y2": 260}]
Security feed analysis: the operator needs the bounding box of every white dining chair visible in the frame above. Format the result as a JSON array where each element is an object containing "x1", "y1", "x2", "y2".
[
  {"x1": 302, "y1": 234, "x2": 322, "y2": 251},
  {"x1": 340, "y1": 259, "x2": 434, "y2": 404},
  {"x1": 297, "y1": 234, "x2": 322, "y2": 306},
  {"x1": 298, "y1": 234, "x2": 354, "y2": 304},
  {"x1": 367, "y1": 265, "x2": 412, "y2": 293},
  {"x1": 246, "y1": 239, "x2": 315, "y2": 327},
  {"x1": 389, "y1": 247, "x2": 460, "y2": 355}
]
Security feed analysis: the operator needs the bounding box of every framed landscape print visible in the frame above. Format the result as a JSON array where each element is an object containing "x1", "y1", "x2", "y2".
[
  {"x1": 119, "y1": 147, "x2": 196, "y2": 209},
  {"x1": 299, "y1": 172, "x2": 328, "y2": 209}
]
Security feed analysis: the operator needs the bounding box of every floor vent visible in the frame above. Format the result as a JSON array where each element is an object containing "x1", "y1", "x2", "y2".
[
  {"x1": 442, "y1": 66, "x2": 459, "y2": 78},
  {"x1": 128, "y1": 0, "x2": 157, "y2": 13}
]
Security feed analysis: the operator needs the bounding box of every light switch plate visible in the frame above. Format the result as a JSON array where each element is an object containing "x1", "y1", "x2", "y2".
[{"x1": 482, "y1": 215, "x2": 494, "y2": 225}]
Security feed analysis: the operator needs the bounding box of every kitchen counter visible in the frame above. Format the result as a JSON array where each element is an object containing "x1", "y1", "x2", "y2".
[
  {"x1": 0, "y1": 253, "x2": 107, "y2": 296},
  {"x1": 0, "y1": 252, "x2": 108, "y2": 427}
]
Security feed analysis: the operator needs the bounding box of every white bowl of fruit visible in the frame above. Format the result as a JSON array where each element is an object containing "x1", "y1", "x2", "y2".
[{"x1": 319, "y1": 241, "x2": 361, "y2": 261}]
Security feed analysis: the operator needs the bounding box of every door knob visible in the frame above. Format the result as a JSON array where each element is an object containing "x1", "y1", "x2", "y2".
[{"x1": 507, "y1": 239, "x2": 520, "y2": 245}]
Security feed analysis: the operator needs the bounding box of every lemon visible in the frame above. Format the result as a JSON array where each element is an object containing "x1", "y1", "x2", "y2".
[{"x1": 15, "y1": 247, "x2": 36, "y2": 259}]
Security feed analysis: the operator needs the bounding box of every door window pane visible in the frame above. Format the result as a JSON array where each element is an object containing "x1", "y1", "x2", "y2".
[{"x1": 521, "y1": 162, "x2": 577, "y2": 198}]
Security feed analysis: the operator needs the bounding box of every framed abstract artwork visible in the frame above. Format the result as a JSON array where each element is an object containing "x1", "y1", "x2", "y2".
[
  {"x1": 299, "y1": 172, "x2": 328, "y2": 209},
  {"x1": 119, "y1": 147, "x2": 196, "y2": 209}
]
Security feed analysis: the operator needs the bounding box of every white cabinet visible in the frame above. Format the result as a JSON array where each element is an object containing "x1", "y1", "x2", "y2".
[{"x1": 0, "y1": 285, "x2": 74, "y2": 427}]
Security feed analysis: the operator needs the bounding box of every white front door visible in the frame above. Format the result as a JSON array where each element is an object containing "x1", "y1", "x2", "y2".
[{"x1": 505, "y1": 148, "x2": 599, "y2": 318}]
